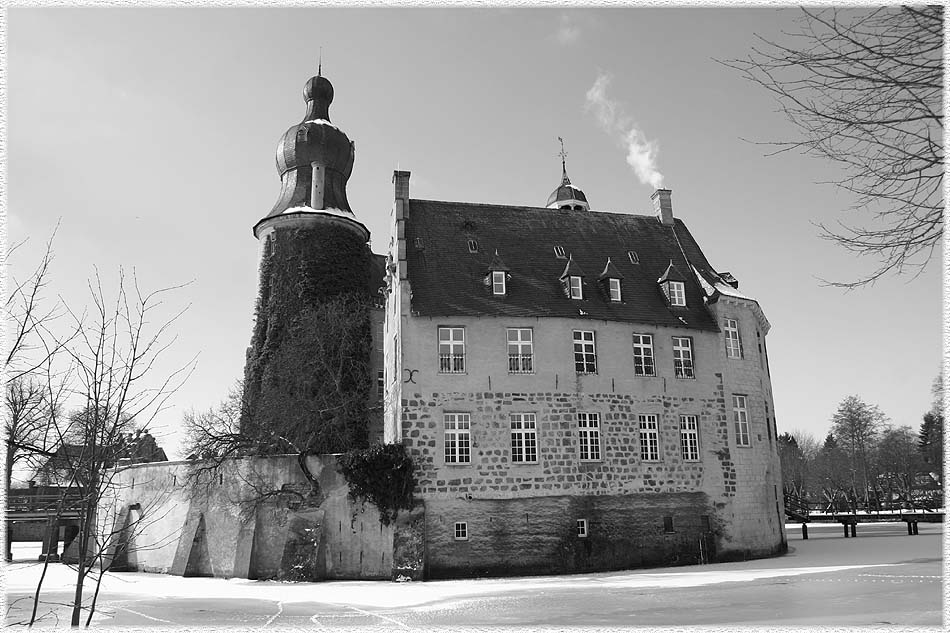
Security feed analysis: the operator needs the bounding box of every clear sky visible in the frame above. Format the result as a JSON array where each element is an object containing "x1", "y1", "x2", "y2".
[{"x1": 7, "y1": 7, "x2": 942, "y2": 462}]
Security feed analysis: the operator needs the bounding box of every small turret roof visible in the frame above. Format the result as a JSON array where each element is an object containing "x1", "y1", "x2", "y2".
[
  {"x1": 657, "y1": 260, "x2": 687, "y2": 283},
  {"x1": 599, "y1": 257, "x2": 624, "y2": 280},
  {"x1": 486, "y1": 249, "x2": 511, "y2": 273},
  {"x1": 559, "y1": 255, "x2": 586, "y2": 279}
]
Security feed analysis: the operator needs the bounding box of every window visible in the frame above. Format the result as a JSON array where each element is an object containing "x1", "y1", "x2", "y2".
[
  {"x1": 627, "y1": 250, "x2": 640, "y2": 264},
  {"x1": 733, "y1": 395, "x2": 751, "y2": 446},
  {"x1": 492, "y1": 271, "x2": 506, "y2": 296},
  {"x1": 663, "y1": 516, "x2": 675, "y2": 533},
  {"x1": 669, "y1": 280, "x2": 686, "y2": 306},
  {"x1": 510, "y1": 413, "x2": 538, "y2": 463},
  {"x1": 680, "y1": 415, "x2": 699, "y2": 461},
  {"x1": 507, "y1": 328, "x2": 534, "y2": 373},
  {"x1": 377, "y1": 370, "x2": 384, "y2": 400},
  {"x1": 632, "y1": 334, "x2": 655, "y2": 377},
  {"x1": 444, "y1": 413, "x2": 471, "y2": 464},
  {"x1": 724, "y1": 318, "x2": 743, "y2": 359},
  {"x1": 438, "y1": 327, "x2": 465, "y2": 373},
  {"x1": 414, "y1": 237, "x2": 424, "y2": 249},
  {"x1": 554, "y1": 245, "x2": 566, "y2": 259},
  {"x1": 672, "y1": 337, "x2": 694, "y2": 379},
  {"x1": 568, "y1": 275, "x2": 583, "y2": 299},
  {"x1": 576, "y1": 519, "x2": 588, "y2": 538},
  {"x1": 577, "y1": 412, "x2": 601, "y2": 461},
  {"x1": 638, "y1": 414, "x2": 659, "y2": 461},
  {"x1": 467, "y1": 239, "x2": 479, "y2": 253},
  {"x1": 454, "y1": 522, "x2": 468, "y2": 540},
  {"x1": 608, "y1": 278, "x2": 622, "y2": 302},
  {"x1": 573, "y1": 330, "x2": 597, "y2": 374}
]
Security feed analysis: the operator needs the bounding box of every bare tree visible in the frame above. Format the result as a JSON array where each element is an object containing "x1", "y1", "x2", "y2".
[
  {"x1": 831, "y1": 395, "x2": 886, "y2": 508},
  {"x1": 48, "y1": 269, "x2": 193, "y2": 626},
  {"x1": 724, "y1": 6, "x2": 943, "y2": 287}
]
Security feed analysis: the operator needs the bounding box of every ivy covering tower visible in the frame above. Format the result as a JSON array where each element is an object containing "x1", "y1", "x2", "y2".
[{"x1": 241, "y1": 70, "x2": 374, "y2": 455}]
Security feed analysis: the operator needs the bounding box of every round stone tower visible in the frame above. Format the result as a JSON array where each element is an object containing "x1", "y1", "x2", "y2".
[{"x1": 241, "y1": 71, "x2": 374, "y2": 455}]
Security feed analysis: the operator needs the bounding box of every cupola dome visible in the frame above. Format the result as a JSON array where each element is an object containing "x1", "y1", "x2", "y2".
[
  {"x1": 546, "y1": 140, "x2": 589, "y2": 211},
  {"x1": 271, "y1": 72, "x2": 355, "y2": 216}
]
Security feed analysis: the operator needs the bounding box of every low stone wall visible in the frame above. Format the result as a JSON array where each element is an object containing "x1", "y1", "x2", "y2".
[{"x1": 99, "y1": 455, "x2": 396, "y2": 580}]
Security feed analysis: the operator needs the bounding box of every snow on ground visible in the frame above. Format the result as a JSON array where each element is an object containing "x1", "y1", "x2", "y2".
[{"x1": 5, "y1": 523, "x2": 941, "y2": 611}]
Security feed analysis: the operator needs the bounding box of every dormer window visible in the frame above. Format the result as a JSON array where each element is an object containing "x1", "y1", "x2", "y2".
[
  {"x1": 657, "y1": 260, "x2": 687, "y2": 308},
  {"x1": 598, "y1": 257, "x2": 624, "y2": 303},
  {"x1": 669, "y1": 281, "x2": 686, "y2": 306},
  {"x1": 492, "y1": 271, "x2": 506, "y2": 295},
  {"x1": 608, "y1": 278, "x2": 622, "y2": 302},
  {"x1": 559, "y1": 255, "x2": 585, "y2": 300},
  {"x1": 485, "y1": 250, "x2": 511, "y2": 297}
]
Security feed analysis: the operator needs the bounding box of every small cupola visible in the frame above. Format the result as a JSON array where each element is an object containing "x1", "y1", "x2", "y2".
[
  {"x1": 559, "y1": 255, "x2": 586, "y2": 300},
  {"x1": 546, "y1": 138, "x2": 590, "y2": 211},
  {"x1": 657, "y1": 260, "x2": 687, "y2": 307},
  {"x1": 598, "y1": 258, "x2": 624, "y2": 302},
  {"x1": 485, "y1": 250, "x2": 511, "y2": 296}
]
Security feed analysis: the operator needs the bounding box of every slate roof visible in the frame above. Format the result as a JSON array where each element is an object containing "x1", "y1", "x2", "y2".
[{"x1": 404, "y1": 200, "x2": 722, "y2": 332}]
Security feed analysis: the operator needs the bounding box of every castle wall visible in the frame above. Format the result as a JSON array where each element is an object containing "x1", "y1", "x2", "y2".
[{"x1": 98, "y1": 455, "x2": 394, "y2": 580}]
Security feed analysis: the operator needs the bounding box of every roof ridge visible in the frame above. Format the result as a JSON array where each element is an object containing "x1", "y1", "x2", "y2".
[{"x1": 410, "y1": 198, "x2": 660, "y2": 221}]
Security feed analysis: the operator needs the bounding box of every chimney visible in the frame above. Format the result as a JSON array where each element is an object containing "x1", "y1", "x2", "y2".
[
  {"x1": 393, "y1": 170, "x2": 411, "y2": 203},
  {"x1": 652, "y1": 188, "x2": 673, "y2": 225}
]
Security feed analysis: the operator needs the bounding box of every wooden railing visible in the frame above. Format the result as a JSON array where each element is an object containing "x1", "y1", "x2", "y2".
[{"x1": 6, "y1": 492, "x2": 85, "y2": 516}]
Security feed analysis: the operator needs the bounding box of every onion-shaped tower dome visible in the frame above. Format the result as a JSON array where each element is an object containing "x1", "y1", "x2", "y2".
[{"x1": 546, "y1": 146, "x2": 589, "y2": 211}]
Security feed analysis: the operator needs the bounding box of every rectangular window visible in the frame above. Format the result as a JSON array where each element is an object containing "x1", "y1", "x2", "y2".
[
  {"x1": 672, "y1": 336, "x2": 694, "y2": 379},
  {"x1": 576, "y1": 518, "x2": 588, "y2": 538},
  {"x1": 724, "y1": 318, "x2": 743, "y2": 359},
  {"x1": 444, "y1": 413, "x2": 471, "y2": 464},
  {"x1": 669, "y1": 281, "x2": 686, "y2": 306},
  {"x1": 492, "y1": 271, "x2": 506, "y2": 295},
  {"x1": 663, "y1": 516, "x2": 675, "y2": 533},
  {"x1": 573, "y1": 330, "x2": 597, "y2": 374},
  {"x1": 608, "y1": 278, "x2": 622, "y2": 302},
  {"x1": 438, "y1": 327, "x2": 465, "y2": 373},
  {"x1": 638, "y1": 414, "x2": 660, "y2": 461},
  {"x1": 680, "y1": 415, "x2": 700, "y2": 461},
  {"x1": 510, "y1": 413, "x2": 538, "y2": 463},
  {"x1": 733, "y1": 395, "x2": 751, "y2": 446},
  {"x1": 632, "y1": 334, "x2": 656, "y2": 377},
  {"x1": 507, "y1": 328, "x2": 534, "y2": 373},
  {"x1": 377, "y1": 370, "x2": 384, "y2": 400},
  {"x1": 577, "y1": 412, "x2": 602, "y2": 461},
  {"x1": 454, "y1": 522, "x2": 468, "y2": 540},
  {"x1": 569, "y1": 276, "x2": 583, "y2": 299}
]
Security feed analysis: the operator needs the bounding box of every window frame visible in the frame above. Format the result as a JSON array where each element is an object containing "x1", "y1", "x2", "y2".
[
  {"x1": 632, "y1": 333, "x2": 656, "y2": 377},
  {"x1": 568, "y1": 275, "x2": 583, "y2": 300},
  {"x1": 672, "y1": 336, "x2": 695, "y2": 379},
  {"x1": 377, "y1": 369, "x2": 384, "y2": 400},
  {"x1": 733, "y1": 395, "x2": 751, "y2": 447},
  {"x1": 492, "y1": 270, "x2": 506, "y2": 296},
  {"x1": 443, "y1": 412, "x2": 472, "y2": 464},
  {"x1": 577, "y1": 412, "x2": 602, "y2": 461},
  {"x1": 608, "y1": 278, "x2": 622, "y2": 302},
  {"x1": 573, "y1": 330, "x2": 597, "y2": 374},
  {"x1": 454, "y1": 522, "x2": 469, "y2": 541},
  {"x1": 506, "y1": 327, "x2": 534, "y2": 374},
  {"x1": 467, "y1": 239, "x2": 479, "y2": 253},
  {"x1": 438, "y1": 326, "x2": 466, "y2": 374},
  {"x1": 679, "y1": 415, "x2": 700, "y2": 461},
  {"x1": 724, "y1": 318, "x2": 743, "y2": 359},
  {"x1": 553, "y1": 245, "x2": 566, "y2": 259},
  {"x1": 668, "y1": 280, "x2": 686, "y2": 306},
  {"x1": 638, "y1": 414, "x2": 660, "y2": 462},
  {"x1": 510, "y1": 412, "x2": 539, "y2": 464}
]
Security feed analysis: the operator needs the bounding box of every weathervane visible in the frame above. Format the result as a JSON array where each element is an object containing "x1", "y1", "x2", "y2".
[
  {"x1": 318, "y1": 47, "x2": 323, "y2": 77},
  {"x1": 557, "y1": 136, "x2": 568, "y2": 169}
]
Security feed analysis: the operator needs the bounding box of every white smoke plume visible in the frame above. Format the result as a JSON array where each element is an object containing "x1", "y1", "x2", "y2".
[{"x1": 584, "y1": 72, "x2": 664, "y2": 189}]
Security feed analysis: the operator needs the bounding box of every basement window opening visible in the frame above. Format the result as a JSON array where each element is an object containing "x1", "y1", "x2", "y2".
[
  {"x1": 454, "y1": 522, "x2": 468, "y2": 540},
  {"x1": 576, "y1": 518, "x2": 588, "y2": 538}
]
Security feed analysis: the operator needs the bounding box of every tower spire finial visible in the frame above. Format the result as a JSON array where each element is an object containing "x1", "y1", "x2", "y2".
[
  {"x1": 557, "y1": 136, "x2": 570, "y2": 185},
  {"x1": 318, "y1": 47, "x2": 322, "y2": 77}
]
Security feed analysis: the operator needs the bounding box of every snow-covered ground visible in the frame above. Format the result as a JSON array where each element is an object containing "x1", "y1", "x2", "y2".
[{"x1": 4, "y1": 522, "x2": 942, "y2": 627}]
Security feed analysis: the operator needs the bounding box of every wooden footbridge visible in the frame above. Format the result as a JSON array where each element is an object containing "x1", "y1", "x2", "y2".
[
  {"x1": 784, "y1": 492, "x2": 943, "y2": 539},
  {"x1": 6, "y1": 490, "x2": 84, "y2": 561}
]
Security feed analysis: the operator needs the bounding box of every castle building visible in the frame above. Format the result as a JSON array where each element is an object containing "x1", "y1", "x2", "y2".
[
  {"x1": 102, "y1": 71, "x2": 786, "y2": 581},
  {"x1": 384, "y1": 149, "x2": 786, "y2": 577}
]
